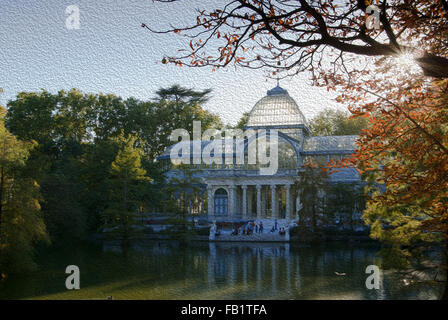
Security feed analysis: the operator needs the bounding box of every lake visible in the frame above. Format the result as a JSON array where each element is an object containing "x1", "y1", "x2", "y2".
[{"x1": 0, "y1": 240, "x2": 443, "y2": 300}]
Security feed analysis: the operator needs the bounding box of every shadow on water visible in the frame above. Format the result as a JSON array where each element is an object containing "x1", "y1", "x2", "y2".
[{"x1": 0, "y1": 240, "x2": 443, "y2": 300}]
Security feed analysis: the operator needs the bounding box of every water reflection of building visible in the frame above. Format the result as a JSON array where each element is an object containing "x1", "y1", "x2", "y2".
[
  {"x1": 207, "y1": 242, "x2": 294, "y2": 294},
  {"x1": 205, "y1": 242, "x2": 387, "y2": 299},
  {"x1": 100, "y1": 241, "x2": 434, "y2": 299},
  {"x1": 157, "y1": 84, "x2": 361, "y2": 235}
]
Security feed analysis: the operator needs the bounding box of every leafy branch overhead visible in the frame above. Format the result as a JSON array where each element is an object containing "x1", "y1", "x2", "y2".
[{"x1": 145, "y1": 0, "x2": 448, "y2": 78}]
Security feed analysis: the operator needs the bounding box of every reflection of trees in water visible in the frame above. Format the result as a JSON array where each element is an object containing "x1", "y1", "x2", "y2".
[
  {"x1": 3, "y1": 240, "x2": 439, "y2": 299},
  {"x1": 100, "y1": 240, "x2": 443, "y2": 299}
]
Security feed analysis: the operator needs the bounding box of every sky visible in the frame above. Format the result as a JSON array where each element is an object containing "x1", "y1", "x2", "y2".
[{"x1": 0, "y1": 0, "x2": 347, "y2": 125}]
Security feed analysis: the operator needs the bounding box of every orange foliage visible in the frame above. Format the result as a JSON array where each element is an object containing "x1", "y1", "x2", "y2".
[
  {"x1": 147, "y1": 1, "x2": 448, "y2": 78},
  {"x1": 327, "y1": 67, "x2": 448, "y2": 239}
]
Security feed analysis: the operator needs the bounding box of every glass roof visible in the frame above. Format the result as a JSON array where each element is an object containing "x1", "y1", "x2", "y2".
[
  {"x1": 158, "y1": 132, "x2": 302, "y2": 164},
  {"x1": 302, "y1": 135, "x2": 358, "y2": 152},
  {"x1": 246, "y1": 85, "x2": 308, "y2": 127}
]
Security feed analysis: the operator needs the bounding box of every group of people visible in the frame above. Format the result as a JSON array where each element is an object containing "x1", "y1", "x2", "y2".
[
  {"x1": 230, "y1": 220, "x2": 287, "y2": 236},
  {"x1": 232, "y1": 221, "x2": 264, "y2": 236},
  {"x1": 268, "y1": 220, "x2": 286, "y2": 235}
]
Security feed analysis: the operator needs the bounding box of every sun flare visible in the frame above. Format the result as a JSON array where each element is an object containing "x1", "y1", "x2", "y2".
[
  {"x1": 392, "y1": 51, "x2": 422, "y2": 75},
  {"x1": 398, "y1": 52, "x2": 414, "y2": 64},
  {"x1": 395, "y1": 52, "x2": 418, "y2": 69}
]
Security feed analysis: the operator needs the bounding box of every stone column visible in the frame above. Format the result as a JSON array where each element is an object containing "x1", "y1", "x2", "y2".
[
  {"x1": 247, "y1": 188, "x2": 253, "y2": 217},
  {"x1": 242, "y1": 185, "x2": 248, "y2": 218},
  {"x1": 229, "y1": 185, "x2": 236, "y2": 217},
  {"x1": 207, "y1": 186, "x2": 214, "y2": 217},
  {"x1": 256, "y1": 185, "x2": 262, "y2": 220},
  {"x1": 271, "y1": 184, "x2": 277, "y2": 218},
  {"x1": 285, "y1": 184, "x2": 291, "y2": 220},
  {"x1": 261, "y1": 187, "x2": 266, "y2": 218},
  {"x1": 275, "y1": 188, "x2": 280, "y2": 218}
]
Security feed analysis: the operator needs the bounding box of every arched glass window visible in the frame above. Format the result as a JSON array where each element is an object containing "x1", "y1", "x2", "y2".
[
  {"x1": 278, "y1": 136, "x2": 299, "y2": 169},
  {"x1": 214, "y1": 188, "x2": 228, "y2": 216},
  {"x1": 243, "y1": 134, "x2": 298, "y2": 170}
]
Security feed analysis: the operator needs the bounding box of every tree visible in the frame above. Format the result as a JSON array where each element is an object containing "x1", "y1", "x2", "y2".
[
  {"x1": 0, "y1": 108, "x2": 49, "y2": 273},
  {"x1": 5, "y1": 90, "x2": 96, "y2": 241},
  {"x1": 326, "y1": 182, "x2": 366, "y2": 234},
  {"x1": 328, "y1": 66, "x2": 448, "y2": 298},
  {"x1": 40, "y1": 174, "x2": 86, "y2": 242},
  {"x1": 235, "y1": 112, "x2": 250, "y2": 130},
  {"x1": 148, "y1": 85, "x2": 223, "y2": 159},
  {"x1": 104, "y1": 132, "x2": 152, "y2": 241},
  {"x1": 5, "y1": 88, "x2": 223, "y2": 238},
  {"x1": 6, "y1": 91, "x2": 59, "y2": 147},
  {"x1": 77, "y1": 140, "x2": 119, "y2": 233},
  {"x1": 155, "y1": 84, "x2": 212, "y2": 104},
  {"x1": 296, "y1": 159, "x2": 329, "y2": 235},
  {"x1": 309, "y1": 108, "x2": 369, "y2": 136},
  {"x1": 146, "y1": 0, "x2": 448, "y2": 78},
  {"x1": 162, "y1": 166, "x2": 202, "y2": 246}
]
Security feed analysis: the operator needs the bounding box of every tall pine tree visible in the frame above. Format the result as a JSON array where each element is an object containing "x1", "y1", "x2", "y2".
[{"x1": 103, "y1": 132, "x2": 152, "y2": 241}]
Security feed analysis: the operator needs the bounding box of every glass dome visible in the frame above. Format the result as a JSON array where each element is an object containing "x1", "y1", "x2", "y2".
[{"x1": 246, "y1": 85, "x2": 308, "y2": 128}]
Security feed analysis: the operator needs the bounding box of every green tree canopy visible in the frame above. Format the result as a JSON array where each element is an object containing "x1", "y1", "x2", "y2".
[
  {"x1": 155, "y1": 84, "x2": 212, "y2": 104},
  {"x1": 5, "y1": 86, "x2": 223, "y2": 240},
  {"x1": 296, "y1": 159, "x2": 329, "y2": 233},
  {"x1": 0, "y1": 107, "x2": 49, "y2": 273},
  {"x1": 309, "y1": 108, "x2": 369, "y2": 136},
  {"x1": 104, "y1": 132, "x2": 152, "y2": 240},
  {"x1": 235, "y1": 112, "x2": 250, "y2": 130}
]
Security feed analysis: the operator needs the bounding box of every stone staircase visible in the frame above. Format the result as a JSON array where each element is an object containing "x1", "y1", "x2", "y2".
[
  {"x1": 210, "y1": 218, "x2": 292, "y2": 242},
  {"x1": 212, "y1": 233, "x2": 288, "y2": 242},
  {"x1": 260, "y1": 219, "x2": 288, "y2": 233}
]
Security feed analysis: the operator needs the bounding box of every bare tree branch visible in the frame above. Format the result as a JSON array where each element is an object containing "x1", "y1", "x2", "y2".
[{"x1": 145, "y1": 0, "x2": 448, "y2": 79}]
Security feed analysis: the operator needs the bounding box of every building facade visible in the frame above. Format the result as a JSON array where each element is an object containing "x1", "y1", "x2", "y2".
[{"x1": 157, "y1": 84, "x2": 360, "y2": 232}]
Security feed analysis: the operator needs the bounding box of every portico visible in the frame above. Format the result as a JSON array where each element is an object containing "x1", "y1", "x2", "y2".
[{"x1": 205, "y1": 177, "x2": 296, "y2": 221}]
